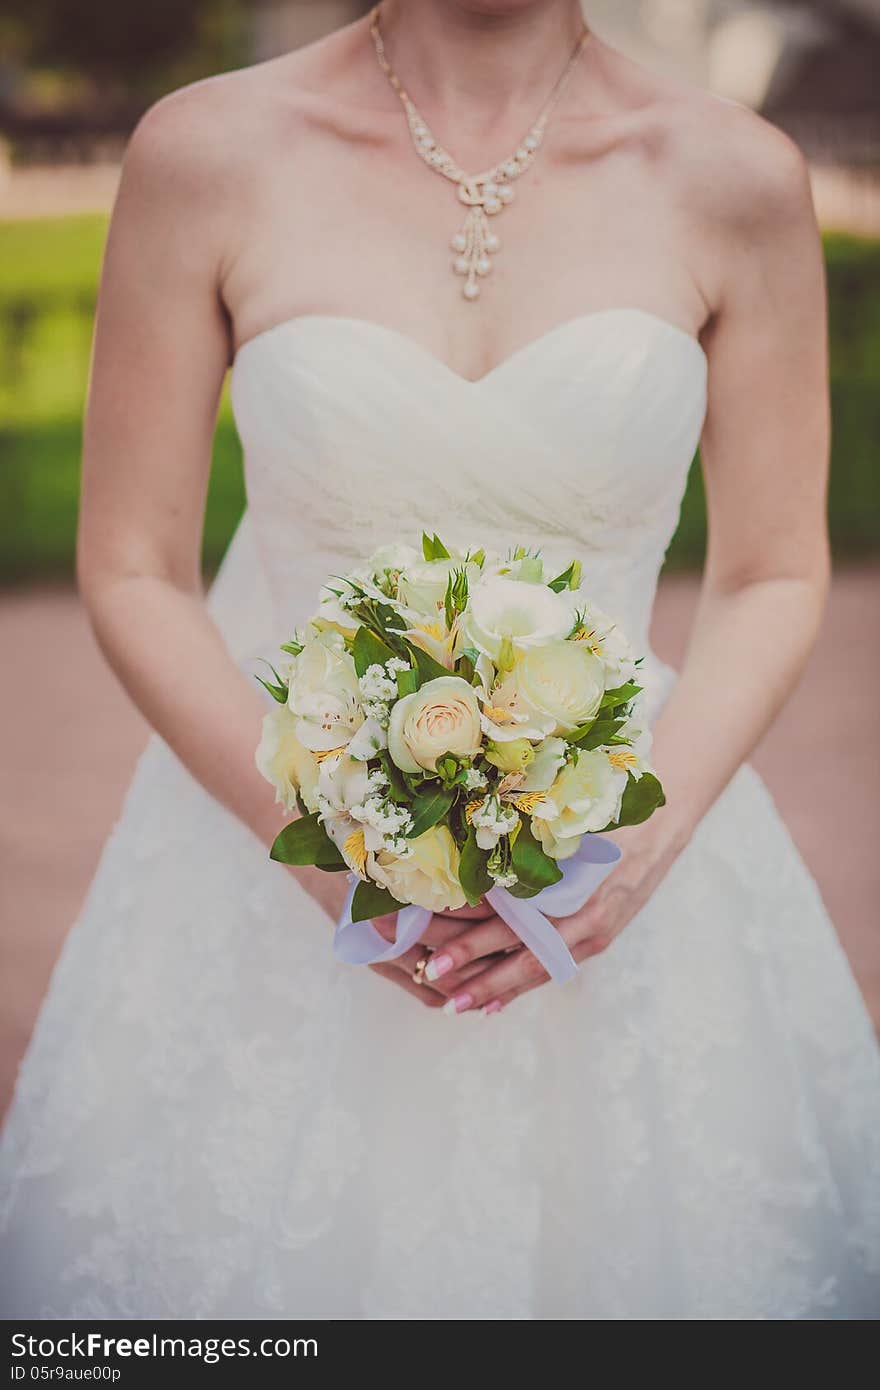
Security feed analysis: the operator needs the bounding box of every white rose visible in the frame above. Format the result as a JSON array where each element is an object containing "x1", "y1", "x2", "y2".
[
  {"x1": 460, "y1": 575, "x2": 574, "y2": 661},
  {"x1": 531, "y1": 750, "x2": 628, "y2": 859},
  {"x1": 573, "y1": 603, "x2": 638, "y2": 686},
  {"x1": 255, "y1": 706, "x2": 320, "y2": 813},
  {"x1": 372, "y1": 826, "x2": 466, "y2": 912},
  {"x1": 516, "y1": 641, "x2": 606, "y2": 732},
  {"x1": 387, "y1": 675, "x2": 482, "y2": 773},
  {"x1": 481, "y1": 641, "x2": 605, "y2": 742},
  {"x1": 287, "y1": 631, "x2": 364, "y2": 752}
]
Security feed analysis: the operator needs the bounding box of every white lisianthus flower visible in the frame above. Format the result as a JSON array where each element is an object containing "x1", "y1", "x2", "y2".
[
  {"x1": 460, "y1": 574, "x2": 575, "y2": 661},
  {"x1": 371, "y1": 826, "x2": 467, "y2": 912},
  {"x1": 531, "y1": 750, "x2": 629, "y2": 859},
  {"x1": 573, "y1": 602, "x2": 638, "y2": 687},
  {"x1": 287, "y1": 631, "x2": 364, "y2": 752},
  {"x1": 255, "y1": 706, "x2": 321, "y2": 813},
  {"x1": 387, "y1": 676, "x2": 482, "y2": 773}
]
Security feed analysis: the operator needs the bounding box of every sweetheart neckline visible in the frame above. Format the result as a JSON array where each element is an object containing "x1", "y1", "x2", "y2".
[{"x1": 230, "y1": 306, "x2": 707, "y2": 387}]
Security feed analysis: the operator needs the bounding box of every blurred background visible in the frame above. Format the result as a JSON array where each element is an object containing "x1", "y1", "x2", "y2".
[{"x1": 1, "y1": 0, "x2": 878, "y2": 1110}]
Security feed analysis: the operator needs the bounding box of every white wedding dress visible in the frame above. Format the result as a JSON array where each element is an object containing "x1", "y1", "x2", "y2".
[{"x1": 2, "y1": 308, "x2": 879, "y2": 1320}]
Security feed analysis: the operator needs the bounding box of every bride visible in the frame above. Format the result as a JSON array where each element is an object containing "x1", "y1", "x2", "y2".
[{"x1": 2, "y1": 0, "x2": 879, "y2": 1320}]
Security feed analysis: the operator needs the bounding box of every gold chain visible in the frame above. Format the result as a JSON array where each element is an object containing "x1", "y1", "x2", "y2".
[{"x1": 369, "y1": 4, "x2": 590, "y2": 302}]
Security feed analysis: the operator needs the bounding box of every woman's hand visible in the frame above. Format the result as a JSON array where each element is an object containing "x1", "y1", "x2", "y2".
[
  {"x1": 367, "y1": 901, "x2": 502, "y2": 1009},
  {"x1": 417, "y1": 823, "x2": 682, "y2": 1015}
]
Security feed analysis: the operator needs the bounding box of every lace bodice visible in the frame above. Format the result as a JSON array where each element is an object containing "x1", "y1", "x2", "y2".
[{"x1": 229, "y1": 307, "x2": 708, "y2": 653}]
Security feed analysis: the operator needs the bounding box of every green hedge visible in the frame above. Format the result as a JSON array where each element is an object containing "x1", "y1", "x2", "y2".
[{"x1": 0, "y1": 217, "x2": 878, "y2": 582}]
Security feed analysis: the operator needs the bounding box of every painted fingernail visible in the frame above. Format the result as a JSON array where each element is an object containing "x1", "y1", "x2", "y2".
[
  {"x1": 442, "y1": 992, "x2": 474, "y2": 1016},
  {"x1": 482, "y1": 1000, "x2": 503, "y2": 1017},
  {"x1": 425, "y1": 953, "x2": 454, "y2": 982}
]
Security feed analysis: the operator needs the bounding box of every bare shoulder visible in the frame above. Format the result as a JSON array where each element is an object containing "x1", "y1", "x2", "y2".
[
  {"x1": 120, "y1": 25, "x2": 361, "y2": 206},
  {"x1": 596, "y1": 41, "x2": 814, "y2": 233},
  {"x1": 667, "y1": 93, "x2": 814, "y2": 236}
]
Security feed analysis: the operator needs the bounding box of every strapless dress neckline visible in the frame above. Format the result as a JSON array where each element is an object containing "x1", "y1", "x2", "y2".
[{"x1": 231, "y1": 305, "x2": 707, "y2": 387}]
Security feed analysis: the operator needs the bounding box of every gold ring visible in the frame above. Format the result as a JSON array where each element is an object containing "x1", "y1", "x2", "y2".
[{"x1": 412, "y1": 955, "x2": 430, "y2": 986}]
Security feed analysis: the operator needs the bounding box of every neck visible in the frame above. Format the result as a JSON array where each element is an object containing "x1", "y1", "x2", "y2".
[{"x1": 374, "y1": 0, "x2": 588, "y2": 116}]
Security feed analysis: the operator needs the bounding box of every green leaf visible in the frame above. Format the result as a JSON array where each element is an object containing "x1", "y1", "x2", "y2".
[
  {"x1": 352, "y1": 625, "x2": 396, "y2": 677},
  {"x1": 406, "y1": 640, "x2": 451, "y2": 686},
  {"x1": 350, "y1": 879, "x2": 407, "y2": 923},
  {"x1": 509, "y1": 819, "x2": 563, "y2": 896},
  {"x1": 270, "y1": 813, "x2": 346, "y2": 869},
  {"x1": 395, "y1": 666, "x2": 419, "y2": 698},
  {"x1": 568, "y1": 717, "x2": 626, "y2": 750},
  {"x1": 377, "y1": 751, "x2": 410, "y2": 804},
  {"x1": 548, "y1": 562, "x2": 575, "y2": 592},
  {"x1": 612, "y1": 771, "x2": 666, "y2": 828},
  {"x1": 600, "y1": 681, "x2": 642, "y2": 709},
  {"x1": 459, "y1": 827, "x2": 493, "y2": 905},
  {"x1": 279, "y1": 639, "x2": 304, "y2": 657},
  {"x1": 254, "y1": 661, "x2": 288, "y2": 704},
  {"x1": 407, "y1": 784, "x2": 456, "y2": 839},
  {"x1": 421, "y1": 532, "x2": 450, "y2": 561}
]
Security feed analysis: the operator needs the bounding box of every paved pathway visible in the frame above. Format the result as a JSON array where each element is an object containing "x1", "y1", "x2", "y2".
[{"x1": 1, "y1": 571, "x2": 878, "y2": 1113}]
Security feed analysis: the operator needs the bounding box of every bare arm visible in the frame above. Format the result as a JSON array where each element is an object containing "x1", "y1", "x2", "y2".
[
  {"x1": 649, "y1": 129, "x2": 830, "y2": 848},
  {"x1": 77, "y1": 88, "x2": 340, "y2": 915},
  {"x1": 423, "y1": 124, "x2": 831, "y2": 1013}
]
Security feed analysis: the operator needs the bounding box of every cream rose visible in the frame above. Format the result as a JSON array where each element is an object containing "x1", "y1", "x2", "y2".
[
  {"x1": 387, "y1": 675, "x2": 482, "y2": 773},
  {"x1": 286, "y1": 631, "x2": 364, "y2": 752},
  {"x1": 255, "y1": 706, "x2": 320, "y2": 813},
  {"x1": 481, "y1": 641, "x2": 605, "y2": 742},
  {"x1": 531, "y1": 750, "x2": 628, "y2": 859},
  {"x1": 372, "y1": 826, "x2": 466, "y2": 912},
  {"x1": 515, "y1": 641, "x2": 605, "y2": 733},
  {"x1": 460, "y1": 575, "x2": 574, "y2": 661}
]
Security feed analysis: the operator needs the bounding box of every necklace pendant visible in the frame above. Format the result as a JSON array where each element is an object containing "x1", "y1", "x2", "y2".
[
  {"x1": 370, "y1": 6, "x2": 590, "y2": 306},
  {"x1": 451, "y1": 182, "x2": 504, "y2": 302}
]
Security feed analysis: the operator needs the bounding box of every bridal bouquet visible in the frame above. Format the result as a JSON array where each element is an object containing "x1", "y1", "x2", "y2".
[{"x1": 256, "y1": 536, "x2": 664, "y2": 981}]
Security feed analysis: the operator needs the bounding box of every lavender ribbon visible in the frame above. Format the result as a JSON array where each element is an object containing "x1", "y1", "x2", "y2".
[{"x1": 333, "y1": 834, "x2": 622, "y2": 985}]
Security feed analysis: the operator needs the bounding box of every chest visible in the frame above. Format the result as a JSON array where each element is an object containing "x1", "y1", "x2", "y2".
[{"x1": 223, "y1": 115, "x2": 705, "y2": 381}]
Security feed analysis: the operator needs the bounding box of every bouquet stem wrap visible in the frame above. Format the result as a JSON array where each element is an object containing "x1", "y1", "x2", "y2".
[{"x1": 334, "y1": 834, "x2": 622, "y2": 985}]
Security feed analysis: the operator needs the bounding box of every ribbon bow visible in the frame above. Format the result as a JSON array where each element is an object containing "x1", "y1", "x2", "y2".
[{"x1": 334, "y1": 835, "x2": 622, "y2": 984}]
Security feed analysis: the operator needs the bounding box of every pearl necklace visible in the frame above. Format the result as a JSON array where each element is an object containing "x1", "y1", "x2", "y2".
[{"x1": 369, "y1": 5, "x2": 590, "y2": 302}]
